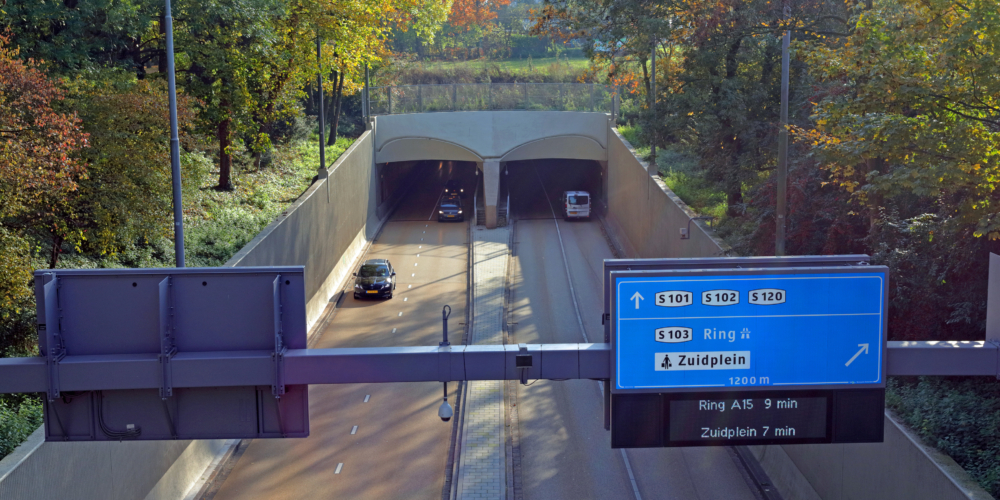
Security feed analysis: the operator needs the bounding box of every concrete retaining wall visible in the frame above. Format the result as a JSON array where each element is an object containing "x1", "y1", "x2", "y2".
[
  {"x1": 604, "y1": 128, "x2": 728, "y2": 258},
  {"x1": 602, "y1": 124, "x2": 992, "y2": 500},
  {"x1": 0, "y1": 426, "x2": 192, "y2": 500},
  {"x1": 225, "y1": 130, "x2": 380, "y2": 327},
  {"x1": 751, "y1": 411, "x2": 993, "y2": 500},
  {"x1": 0, "y1": 131, "x2": 398, "y2": 500}
]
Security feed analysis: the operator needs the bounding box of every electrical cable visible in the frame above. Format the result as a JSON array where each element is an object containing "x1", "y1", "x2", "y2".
[
  {"x1": 161, "y1": 399, "x2": 178, "y2": 439},
  {"x1": 97, "y1": 391, "x2": 141, "y2": 440}
]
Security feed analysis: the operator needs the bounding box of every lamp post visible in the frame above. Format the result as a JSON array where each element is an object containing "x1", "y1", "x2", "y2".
[
  {"x1": 775, "y1": 4, "x2": 791, "y2": 256},
  {"x1": 650, "y1": 39, "x2": 657, "y2": 165},
  {"x1": 317, "y1": 36, "x2": 326, "y2": 173},
  {"x1": 165, "y1": 0, "x2": 185, "y2": 267}
]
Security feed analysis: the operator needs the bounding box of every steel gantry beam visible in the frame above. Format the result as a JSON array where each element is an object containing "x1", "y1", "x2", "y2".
[{"x1": 1, "y1": 341, "x2": 997, "y2": 395}]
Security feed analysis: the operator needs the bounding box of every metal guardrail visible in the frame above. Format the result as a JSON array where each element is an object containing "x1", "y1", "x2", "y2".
[{"x1": 368, "y1": 83, "x2": 615, "y2": 115}]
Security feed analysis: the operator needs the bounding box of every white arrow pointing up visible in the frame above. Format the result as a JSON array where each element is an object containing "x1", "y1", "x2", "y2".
[
  {"x1": 631, "y1": 292, "x2": 644, "y2": 309},
  {"x1": 844, "y1": 343, "x2": 869, "y2": 367}
]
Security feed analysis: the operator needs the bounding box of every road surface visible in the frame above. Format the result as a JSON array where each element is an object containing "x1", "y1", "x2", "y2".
[{"x1": 212, "y1": 161, "x2": 476, "y2": 500}]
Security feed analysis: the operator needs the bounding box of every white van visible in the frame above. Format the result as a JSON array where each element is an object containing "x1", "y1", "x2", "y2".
[{"x1": 561, "y1": 191, "x2": 591, "y2": 220}]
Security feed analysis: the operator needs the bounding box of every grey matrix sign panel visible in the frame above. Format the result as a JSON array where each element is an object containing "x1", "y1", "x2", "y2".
[{"x1": 34, "y1": 267, "x2": 309, "y2": 442}]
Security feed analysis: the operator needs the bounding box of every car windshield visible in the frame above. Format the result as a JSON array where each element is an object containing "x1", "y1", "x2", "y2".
[
  {"x1": 441, "y1": 199, "x2": 459, "y2": 208},
  {"x1": 567, "y1": 195, "x2": 589, "y2": 205},
  {"x1": 358, "y1": 265, "x2": 389, "y2": 278}
]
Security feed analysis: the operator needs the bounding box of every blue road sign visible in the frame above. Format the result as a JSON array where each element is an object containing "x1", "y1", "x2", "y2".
[{"x1": 611, "y1": 267, "x2": 887, "y2": 392}]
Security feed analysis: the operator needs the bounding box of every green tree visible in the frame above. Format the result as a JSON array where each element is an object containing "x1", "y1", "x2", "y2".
[
  {"x1": 70, "y1": 75, "x2": 204, "y2": 256},
  {"x1": 0, "y1": 35, "x2": 89, "y2": 269},
  {"x1": 0, "y1": 0, "x2": 161, "y2": 77},
  {"x1": 173, "y1": 0, "x2": 285, "y2": 190}
]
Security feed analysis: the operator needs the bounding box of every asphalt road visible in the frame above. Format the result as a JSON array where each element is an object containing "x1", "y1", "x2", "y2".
[
  {"x1": 507, "y1": 159, "x2": 759, "y2": 500},
  {"x1": 211, "y1": 161, "x2": 477, "y2": 500},
  {"x1": 210, "y1": 159, "x2": 758, "y2": 499}
]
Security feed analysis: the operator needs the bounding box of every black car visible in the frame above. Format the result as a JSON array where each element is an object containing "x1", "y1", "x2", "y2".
[
  {"x1": 443, "y1": 179, "x2": 464, "y2": 196},
  {"x1": 438, "y1": 195, "x2": 464, "y2": 222},
  {"x1": 353, "y1": 259, "x2": 396, "y2": 299}
]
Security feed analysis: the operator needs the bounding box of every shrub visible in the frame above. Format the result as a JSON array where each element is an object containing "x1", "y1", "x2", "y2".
[{"x1": 0, "y1": 396, "x2": 43, "y2": 458}]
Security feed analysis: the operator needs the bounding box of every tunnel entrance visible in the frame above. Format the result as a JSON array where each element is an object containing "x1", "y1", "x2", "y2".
[
  {"x1": 379, "y1": 160, "x2": 480, "y2": 221},
  {"x1": 506, "y1": 159, "x2": 605, "y2": 220}
]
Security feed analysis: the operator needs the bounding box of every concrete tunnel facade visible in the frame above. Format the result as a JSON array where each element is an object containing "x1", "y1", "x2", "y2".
[{"x1": 372, "y1": 111, "x2": 612, "y2": 228}]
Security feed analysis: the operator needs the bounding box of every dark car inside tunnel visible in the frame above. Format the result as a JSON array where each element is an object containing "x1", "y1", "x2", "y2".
[{"x1": 378, "y1": 160, "x2": 481, "y2": 222}]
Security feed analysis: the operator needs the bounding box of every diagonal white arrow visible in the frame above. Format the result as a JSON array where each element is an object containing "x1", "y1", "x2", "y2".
[
  {"x1": 844, "y1": 343, "x2": 869, "y2": 367},
  {"x1": 631, "y1": 292, "x2": 644, "y2": 309}
]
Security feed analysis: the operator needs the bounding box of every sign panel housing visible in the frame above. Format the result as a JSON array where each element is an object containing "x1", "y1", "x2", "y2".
[
  {"x1": 611, "y1": 266, "x2": 888, "y2": 393},
  {"x1": 605, "y1": 257, "x2": 888, "y2": 448}
]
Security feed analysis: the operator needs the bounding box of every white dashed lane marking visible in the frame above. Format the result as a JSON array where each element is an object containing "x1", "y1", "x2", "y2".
[
  {"x1": 351, "y1": 426, "x2": 358, "y2": 435},
  {"x1": 403, "y1": 297, "x2": 408, "y2": 301},
  {"x1": 335, "y1": 463, "x2": 343, "y2": 474},
  {"x1": 398, "y1": 312, "x2": 403, "y2": 317},
  {"x1": 364, "y1": 395, "x2": 370, "y2": 403},
  {"x1": 392, "y1": 328, "x2": 397, "y2": 334}
]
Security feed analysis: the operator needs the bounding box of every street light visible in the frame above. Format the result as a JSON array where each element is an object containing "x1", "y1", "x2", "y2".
[
  {"x1": 775, "y1": 4, "x2": 791, "y2": 256},
  {"x1": 165, "y1": 0, "x2": 184, "y2": 267}
]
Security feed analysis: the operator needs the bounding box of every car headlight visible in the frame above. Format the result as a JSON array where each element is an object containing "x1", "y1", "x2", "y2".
[
  {"x1": 439, "y1": 210, "x2": 443, "y2": 214},
  {"x1": 382, "y1": 282, "x2": 392, "y2": 288},
  {"x1": 458, "y1": 210, "x2": 463, "y2": 214},
  {"x1": 460, "y1": 188, "x2": 464, "y2": 192},
  {"x1": 355, "y1": 284, "x2": 363, "y2": 289}
]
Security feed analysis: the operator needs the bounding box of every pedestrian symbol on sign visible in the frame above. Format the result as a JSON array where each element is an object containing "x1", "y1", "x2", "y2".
[{"x1": 661, "y1": 354, "x2": 672, "y2": 370}]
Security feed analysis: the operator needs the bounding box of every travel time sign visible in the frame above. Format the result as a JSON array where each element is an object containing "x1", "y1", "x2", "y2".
[{"x1": 610, "y1": 266, "x2": 888, "y2": 393}]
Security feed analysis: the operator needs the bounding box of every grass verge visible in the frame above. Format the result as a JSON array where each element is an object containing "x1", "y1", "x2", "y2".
[{"x1": 617, "y1": 124, "x2": 725, "y2": 219}]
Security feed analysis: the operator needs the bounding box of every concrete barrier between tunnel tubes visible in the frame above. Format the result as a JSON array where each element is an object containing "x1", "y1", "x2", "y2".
[
  {"x1": 0, "y1": 130, "x2": 423, "y2": 500},
  {"x1": 600, "y1": 126, "x2": 993, "y2": 500}
]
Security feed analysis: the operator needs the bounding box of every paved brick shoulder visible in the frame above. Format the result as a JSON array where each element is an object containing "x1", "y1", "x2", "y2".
[{"x1": 457, "y1": 227, "x2": 510, "y2": 500}]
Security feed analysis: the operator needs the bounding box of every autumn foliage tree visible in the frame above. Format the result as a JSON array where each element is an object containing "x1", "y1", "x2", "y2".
[
  {"x1": 0, "y1": 35, "x2": 89, "y2": 269},
  {"x1": 447, "y1": 0, "x2": 510, "y2": 31},
  {"x1": 0, "y1": 35, "x2": 88, "y2": 355}
]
